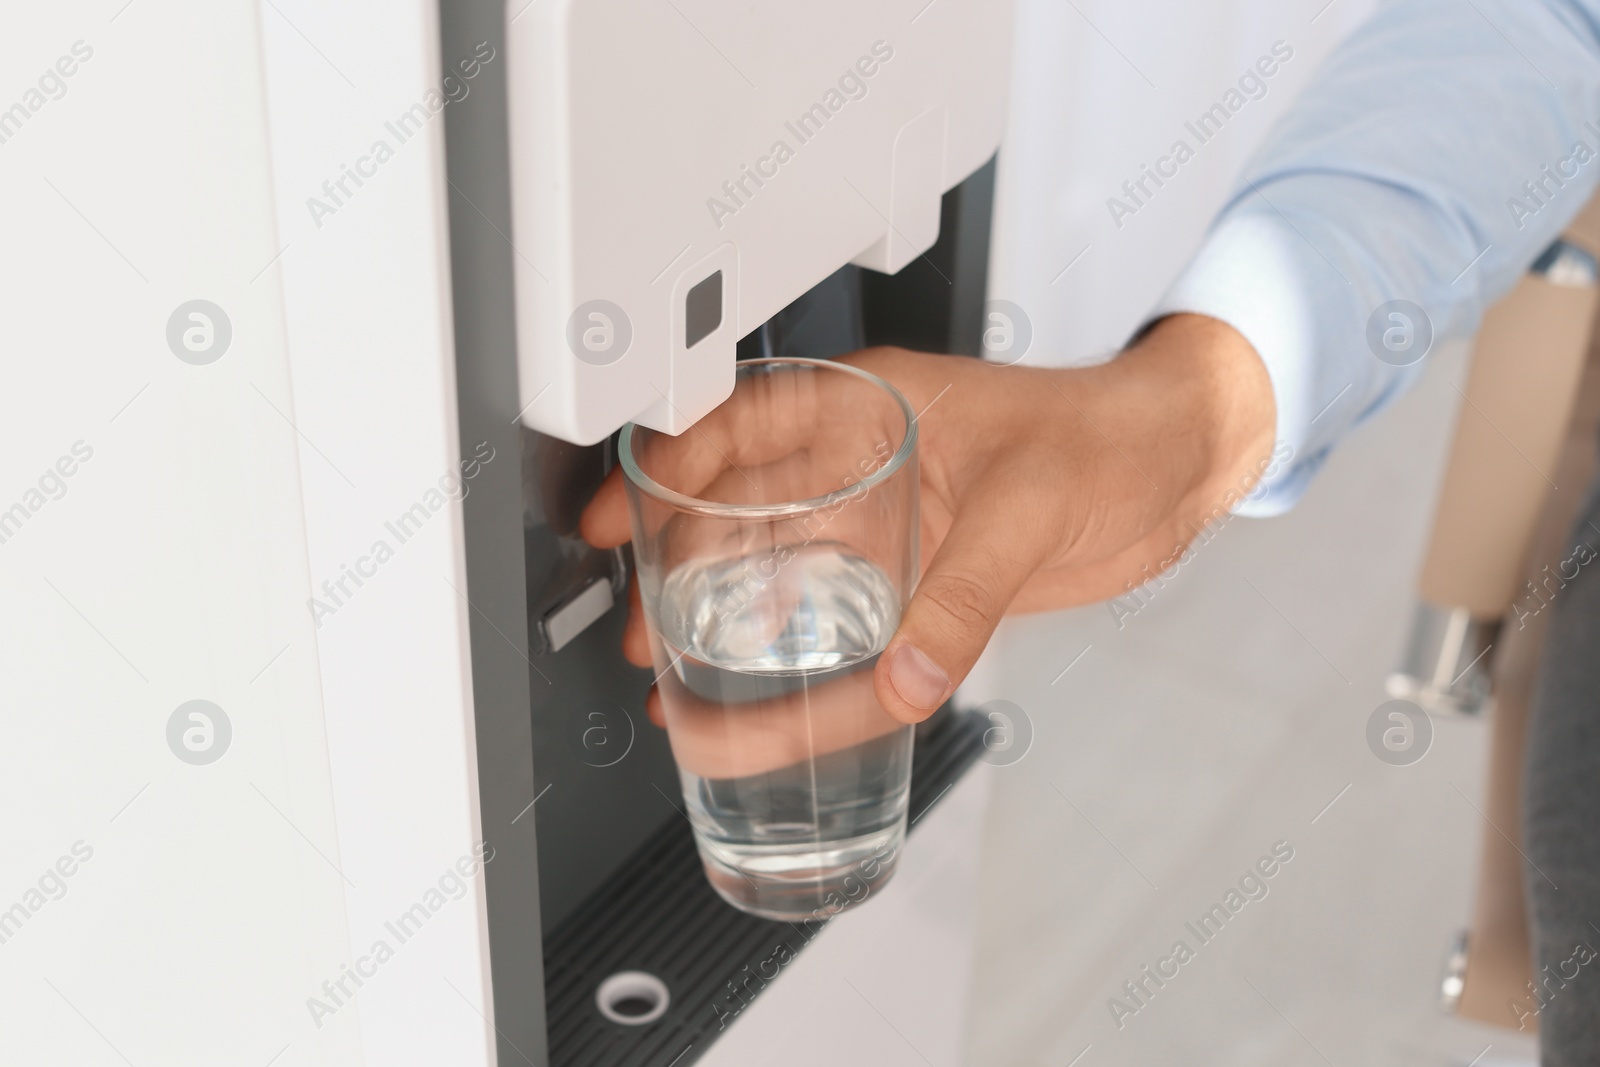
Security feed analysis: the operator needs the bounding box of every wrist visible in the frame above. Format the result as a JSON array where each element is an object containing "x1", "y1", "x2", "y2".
[
  {"x1": 1147, "y1": 313, "x2": 1276, "y2": 520},
  {"x1": 1093, "y1": 313, "x2": 1277, "y2": 527}
]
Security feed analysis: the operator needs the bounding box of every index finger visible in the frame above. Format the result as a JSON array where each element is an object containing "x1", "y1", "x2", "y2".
[{"x1": 579, "y1": 466, "x2": 630, "y2": 548}]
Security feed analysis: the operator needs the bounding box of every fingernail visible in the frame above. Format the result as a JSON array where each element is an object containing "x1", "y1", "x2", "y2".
[{"x1": 887, "y1": 642, "x2": 949, "y2": 711}]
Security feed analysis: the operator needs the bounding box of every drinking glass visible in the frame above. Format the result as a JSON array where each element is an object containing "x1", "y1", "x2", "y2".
[{"x1": 620, "y1": 357, "x2": 918, "y2": 921}]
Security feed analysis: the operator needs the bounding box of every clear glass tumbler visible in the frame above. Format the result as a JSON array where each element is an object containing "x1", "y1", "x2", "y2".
[{"x1": 620, "y1": 357, "x2": 919, "y2": 921}]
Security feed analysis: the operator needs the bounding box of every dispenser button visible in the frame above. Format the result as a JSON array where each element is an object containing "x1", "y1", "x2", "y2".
[{"x1": 543, "y1": 577, "x2": 616, "y2": 653}]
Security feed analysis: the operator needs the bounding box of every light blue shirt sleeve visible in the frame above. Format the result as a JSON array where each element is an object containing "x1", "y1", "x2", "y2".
[{"x1": 1151, "y1": 0, "x2": 1600, "y2": 516}]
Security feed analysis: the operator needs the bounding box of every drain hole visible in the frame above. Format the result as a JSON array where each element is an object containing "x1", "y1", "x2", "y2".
[
  {"x1": 595, "y1": 970, "x2": 670, "y2": 1026},
  {"x1": 611, "y1": 995, "x2": 657, "y2": 1018}
]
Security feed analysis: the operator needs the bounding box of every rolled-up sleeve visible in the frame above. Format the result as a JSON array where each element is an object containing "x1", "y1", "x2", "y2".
[{"x1": 1150, "y1": 0, "x2": 1600, "y2": 515}]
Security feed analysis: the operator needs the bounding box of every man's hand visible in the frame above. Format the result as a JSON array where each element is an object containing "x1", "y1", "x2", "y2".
[{"x1": 580, "y1": 313, "x2": 1275, "y2": 724}]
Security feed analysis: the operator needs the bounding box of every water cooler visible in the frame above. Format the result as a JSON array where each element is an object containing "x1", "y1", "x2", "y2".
[{"x1": 436, "y1": 1, "x2": 1014, "y2": 1063}]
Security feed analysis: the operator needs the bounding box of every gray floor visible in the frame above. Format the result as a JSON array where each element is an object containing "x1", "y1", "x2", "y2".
[{"x1": 961, "y1": 336, "x2": 1539, "y2": 1065}]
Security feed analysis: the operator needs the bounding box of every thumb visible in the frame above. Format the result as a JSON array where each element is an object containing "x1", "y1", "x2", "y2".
[{"x1": 875, "y1": 479, "x2": 1053, "y2": 724}]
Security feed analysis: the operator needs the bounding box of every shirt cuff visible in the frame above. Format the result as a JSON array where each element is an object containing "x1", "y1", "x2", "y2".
[{"x1": 1145, "y1": 209, "x2": 1347, "y2": 517}]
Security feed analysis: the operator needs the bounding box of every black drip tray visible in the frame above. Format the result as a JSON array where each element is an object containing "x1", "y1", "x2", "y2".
[{"x1": 542, "y1": 707, "x2": 989, "y2": 1067}]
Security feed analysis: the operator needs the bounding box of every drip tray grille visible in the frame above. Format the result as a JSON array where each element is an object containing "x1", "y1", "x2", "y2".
[{"x1": 542, "y1": 707, "x2": 988, "y2": 1067}]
